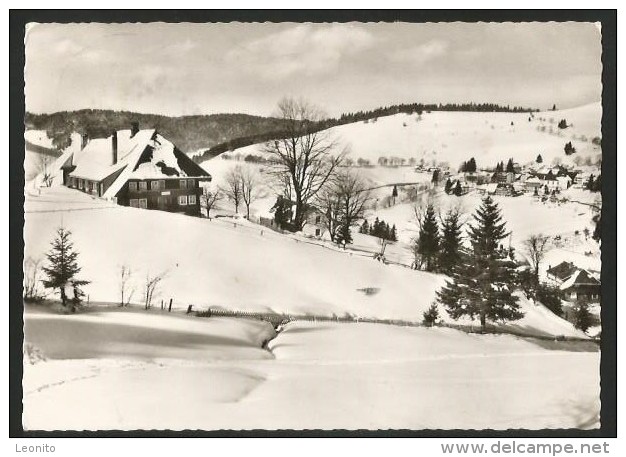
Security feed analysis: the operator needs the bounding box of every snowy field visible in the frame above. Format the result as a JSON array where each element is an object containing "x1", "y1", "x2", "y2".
[
  {"x1": 24, "y1": 186, "x2": 588, "y2": 338},
  {"x1": 23, "y1": 308, "x2": 600, "y2": 430}
]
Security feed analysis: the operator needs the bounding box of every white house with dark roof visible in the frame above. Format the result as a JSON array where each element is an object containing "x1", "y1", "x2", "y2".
[{"x1": 55, "y1": 123, "x2": 211, "y2": 215}]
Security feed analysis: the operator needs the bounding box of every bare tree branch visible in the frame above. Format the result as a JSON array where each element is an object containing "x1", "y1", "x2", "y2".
[
  {"x1": 262, "y1": 97, "x2": 346, "y2": 231},
  {"x1": 200, "y1": 185, "x2": 224, "y2": 218}
]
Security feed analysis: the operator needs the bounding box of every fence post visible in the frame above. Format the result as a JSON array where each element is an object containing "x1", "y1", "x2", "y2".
[{"x1": 168, "y1": 298, "x2": 173, "y2": 312}]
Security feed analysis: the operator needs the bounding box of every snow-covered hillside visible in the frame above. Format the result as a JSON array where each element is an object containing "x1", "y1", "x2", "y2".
[
  {"x1": 228, "y1": 103, "x2": 601, "y2": 171},
  {"x1": 24, "y1": 186, "x2": 587, "y2": 338}
]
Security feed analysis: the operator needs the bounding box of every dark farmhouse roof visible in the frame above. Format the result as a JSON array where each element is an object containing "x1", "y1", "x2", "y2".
[{"x1": 546, "y1": 261, "x2": 578, "y2": 281}]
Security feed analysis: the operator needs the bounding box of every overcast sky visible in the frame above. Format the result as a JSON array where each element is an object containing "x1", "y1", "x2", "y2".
[{"x1": 25, "y1": 22, "x2": 602, "y2": 117}]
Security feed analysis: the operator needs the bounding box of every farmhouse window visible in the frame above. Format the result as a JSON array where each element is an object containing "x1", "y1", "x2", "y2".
[
  {"x1": 315, "y1": 215, "x2": 321, "y2": 223},
  {"x1": 139, "y1": 199, "x2": 148, "y2": 209},
  {"x1": 70, "y1": 177, "x2": 76, "y2": 187},
  {"x1": 180, "y1": 179, "x2": 187, "y2": 189},
  {"x1": 187, "y1": 179, "x2": 195, "y2": 187},
  {"x1": 130, "y1": 199, "x2": 139, "y2": 208},
  {"x1": 129, "y1": 182, "x2": 137, "y2": 192},
  {"x1": 159, "y1": 180, "x2": 165, "y2": 190},
  {"x1": 150, "y1": 181, "x2": 160, "y2": 190},
  {"x1": 316, "y1": 228, "x2": 321, "y2": 236},
  {"x1": 188, "y1": 194, "x2": 196, "y2": 205},
  {"x1": 178, "y1": 195, "x2": 188, "y2": 206},
  {"x1": 139, "y1": 181, "x2": 148, "y2": 192}
]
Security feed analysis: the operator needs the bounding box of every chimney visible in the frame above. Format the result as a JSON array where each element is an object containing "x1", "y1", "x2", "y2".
[
  {"x1": 131, "y1": 121, "x2": 139, "y2": 138},
  {"x1": 81, "y1": 133, "x2": 89, "y2": 150},
  {"x1": 111, "y1": 131, "x2": 118, "y2": 165}
]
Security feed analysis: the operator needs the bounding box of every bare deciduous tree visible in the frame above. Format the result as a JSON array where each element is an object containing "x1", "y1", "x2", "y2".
[
  {"x1": 239, "y1": 167, "x2": 264, "y2": 220},
  {"x1": 523, "y1": 234, "x2": 550, "y2": 283},
  {"x1": 119, "y1": 264, "x2": 134, "y2": 307},
  {"x1": 23, "y1": 256, "x2": 44, "y2": 300},
  {"x1": 144, "y1": 270, "x2": 167, "y2": 310},
  {"x1": 36, "y1": 154, "x2": 54, "y2": 187},
  {"x1": 316, "y1": 169, "x2": 371, "y2": 244},
  {"x1": 200, "y1": 186, "x2": 223, "y2": 218},
  {"x1": 222, "y1": 166, "x2": 243, "y2": 214},
  {"x1": 263, "y1": 97, "x2": 346, "y2": 231}
]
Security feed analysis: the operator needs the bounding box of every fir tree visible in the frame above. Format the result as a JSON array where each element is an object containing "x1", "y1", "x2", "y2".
[
  {"x1": 495, "y1": 162, "x2": 503, "y2": 172},
  {"x1": 390, "y1": 224, "x2": 398, "y2": 242},
  {"x1": 436, "y1": 196, "x2": 523, "y2": 330},
  {"x1": 506, "y1": 158, "x2": 515, "y2": 172},
  {"x1": 536, "y1": 154, "x2": 543, "y2": 164},
  {"x1": 336, "y1": 222, "x2": 352, "y2": 246},
  {"x1": 422, "y1": 303, "x2": 440, "y2": 327},
  {"x1": 392, "y1": 185, "x2": 398, "y2": 199},
  {"x1": 438, "y1": 208, "x2": 464, "y2": 275},
  {"x1": 586, "y1": 174, "x2": 595, "y2": 191},
  {"x1": 360, "y1": 219, "x2": 369, "y2": 234},
  {"x1": 271, "y1": 195, "x2": 292, "y2": 230},
  {"x1": 574, "y1": 302, "x2": 593, "y2": 333},
  {"x1": 431, "y1": 169, "x2": 440, "y2": 184},
  {"x1": 41, "y1": 227, "x2": 90, "y2": 311},
  {"x1": 444, "y1": 178, "x2": 453, "y2": 194},
  {"x1": 593, "y1": 174, "x2": 601, "y2": 192},
  {"x1": 592, "y1": 214, "x2": 601, "y2": 242},
  {"x1": 416, "y1": 204, "x2": 440, "y2": 271},
  {"x1": 370, "y1": 217, "x2": 380, "y2": 237}
]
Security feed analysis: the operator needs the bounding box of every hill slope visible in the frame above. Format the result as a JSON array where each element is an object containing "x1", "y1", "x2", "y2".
[
  {"x1": 25, "y1": 110, "x2": 288, "y2": 153},
  {"x1": 230, "y1": 102, "x2": 602, "y2": 170},
  {"x1": 24, "y1": 186, "x2": 586, "y2": 338}
]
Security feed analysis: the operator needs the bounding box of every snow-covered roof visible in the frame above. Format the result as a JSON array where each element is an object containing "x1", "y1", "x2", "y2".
[
  {"x1": 485, "y1": 183, "x2": 498, "y2": 193},
  {"x1": 70, "y1": 130, "x2": 154, "y2": 181},
  {"x1": 559, "y1": 269, "x2": 600, "y2": 291},
  {"x1": 127, "y1": 133, "x2": 190, "y2": 180}
]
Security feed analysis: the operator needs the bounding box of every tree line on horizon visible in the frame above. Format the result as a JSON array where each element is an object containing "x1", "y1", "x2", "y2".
[{"x1": 25, "y1": 100, "x2": 538, "y2": 163}]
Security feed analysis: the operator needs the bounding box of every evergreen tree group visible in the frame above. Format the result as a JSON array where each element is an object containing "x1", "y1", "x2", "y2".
[
  {"x1": 564, "y1": 141, "x2": 576, "y2": 155},
  {"x1": 506, "y1": 158, "x2": 515, "y2": 172},
  {"x1": 536, "y1": 154, "x2": 543, "y2": 164},
  {"x1": 586, "y1": 174, "x2": 601, "y2": 192},
  {"x1": 361, "y1": 217, "x2": 397, "y2": 242},
  {"x1": 436, "y1": 196, "x2": 523, "y2": 330},
  {"x1": 460, "y1": 157, "x2": 477, "y2": 173}
]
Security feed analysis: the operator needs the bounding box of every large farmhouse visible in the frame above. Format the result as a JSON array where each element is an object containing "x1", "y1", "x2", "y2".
[{"x1": 54, "y1": 123, "x2": 211, "y2": 216}]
